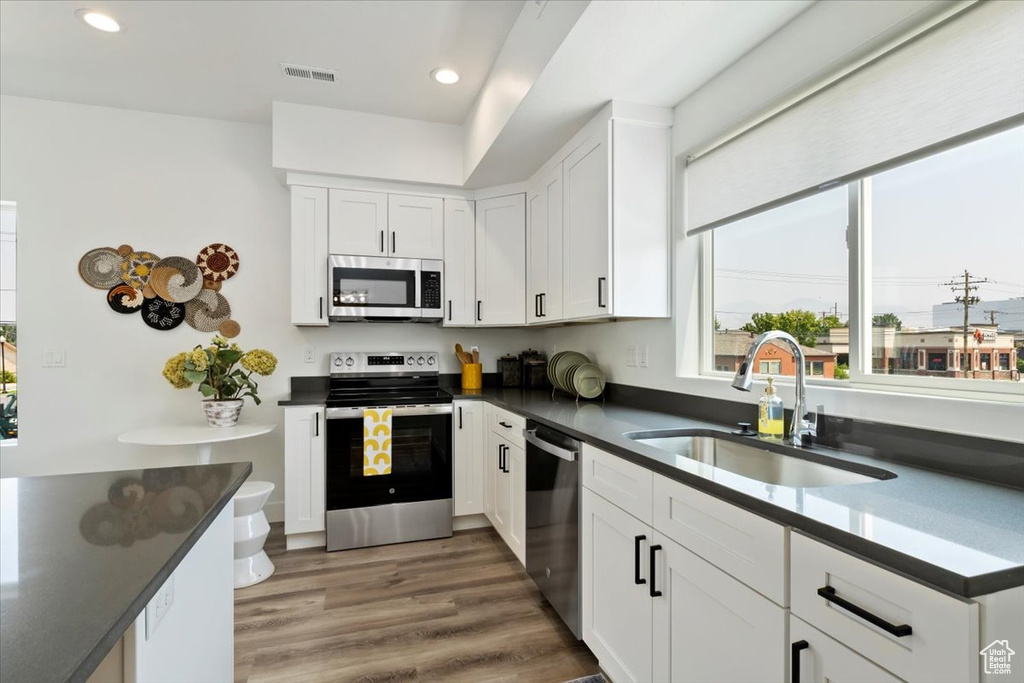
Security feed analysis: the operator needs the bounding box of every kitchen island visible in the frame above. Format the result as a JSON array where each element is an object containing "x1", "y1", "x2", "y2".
[{"x1": 0, "y1": 462, "x2": 250, "y2": 683}]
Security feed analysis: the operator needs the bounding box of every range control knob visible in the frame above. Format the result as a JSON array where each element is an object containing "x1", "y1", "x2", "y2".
[
  {"x1": 417, "y1": 356, "x2": 425, "y2": 366},
  {"x1": 426, "y1": 356, "x2": 436, "y2": 366},
  {"x1": 345, "y1": 357, "x2": 355, "y2": 367},
  {"x1": 332, "y1": 356, "x2": 343, "y2": 367},
  {"x1": 407, "y1": 356, "x2": 415, "y2": 366}
]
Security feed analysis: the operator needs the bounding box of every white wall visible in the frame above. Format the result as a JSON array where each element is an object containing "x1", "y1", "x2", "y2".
[
  {"x1": 272, "y1": 102, "x2": 464, "y2": 187},
  {"x1": 546, "y1": 1, "x2": 1024, "y2": 443},
  {"x1": 0, "y1": 95, "x2": 545, "y2": 518}
]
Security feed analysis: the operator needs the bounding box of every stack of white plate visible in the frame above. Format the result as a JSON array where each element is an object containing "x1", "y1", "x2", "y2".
[{"x1": 548, "y1": 351, "x2": 606, "y2": 399}]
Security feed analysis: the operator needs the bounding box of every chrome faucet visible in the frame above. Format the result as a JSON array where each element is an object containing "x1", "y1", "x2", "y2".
[{"x1": 731, "y1": 330, "x2": 817, "y2": 447}]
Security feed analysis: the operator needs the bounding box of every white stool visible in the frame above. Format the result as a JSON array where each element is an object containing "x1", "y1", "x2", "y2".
[{"x1": 233, "y1": 481, "x2": 275, "y2": 589}]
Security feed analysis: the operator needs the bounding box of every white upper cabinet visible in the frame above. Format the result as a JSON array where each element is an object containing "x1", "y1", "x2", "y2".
[
  {"x1": 561, "y1": 112, "x2": 671, "y2": 321},
  {"x1": 290, "y1": 186, "x2": 329, "y2": 326},
  {"x1": 443, "y1": 199, "x2": 476, "y2": 327},
  {"x1": 328, "y1": 189, "x2": 388, "y2": 256},
  {"x1": 526, "y1": 163, "x2": 564, "y2": 323},
  {"x1": 388, "y1": 194, "x2": 444, "y2": 260},
  {"x1": 475, "y1": 194, "x2": 526, "y2": 326},
  {"x1": 563, "y1": 132, "x2": 610, "y2": 320}
]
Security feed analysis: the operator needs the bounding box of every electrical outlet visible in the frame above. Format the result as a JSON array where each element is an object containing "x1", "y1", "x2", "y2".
[
  {"x1": 42, "y1": 349, "x2": 66, "y2": 368},
  {"x1": 303, "y1": 346, "x2": 316, "y2": 363},
  {"x1": 639, "y1": 345, "x2": 649, "y2": 368},
  {"x1": 625, "y1": 345, "x2": 638, "y2": 367},
  {"x1": 145, "y1": 574, "x2": 174, "y2": 640}
]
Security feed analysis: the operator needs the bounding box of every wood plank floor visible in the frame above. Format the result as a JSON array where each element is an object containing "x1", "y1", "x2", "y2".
[{"x1": 234, "y1": 524, "x2": 599, "y2": 683}]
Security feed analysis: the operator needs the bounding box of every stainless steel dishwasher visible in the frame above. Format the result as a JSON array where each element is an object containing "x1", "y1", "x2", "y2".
[{"x1": 524, "y1": 421, "x2": 582, "y2": 639}]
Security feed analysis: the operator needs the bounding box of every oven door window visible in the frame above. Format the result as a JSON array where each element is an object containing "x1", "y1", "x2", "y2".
[
  {"x1": 325, "y1": 413, "x2": 452, "y2": 510},
  {"x1": 332, "y1": 267, "x2": 415, "y2": 308}
]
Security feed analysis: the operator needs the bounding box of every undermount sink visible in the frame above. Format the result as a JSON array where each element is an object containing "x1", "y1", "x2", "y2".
[{"x1": 626, "y1": 430, "x2": 895, "y2": 488}]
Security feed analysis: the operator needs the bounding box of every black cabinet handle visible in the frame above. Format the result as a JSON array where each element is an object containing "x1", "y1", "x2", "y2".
[
  {"x1": 448, "y1": 300, "x2": 452, "y2": 322},
  {"x1": 634, "y1": 535, "x2": 647, "y2": 585},
  {"x1": 458, "y1": 406, "x2": 463, "y2": 429},
  {"x1": 791, "y1": 640, "x2": 808, "y2": 683},
  {"x1": 597, "y1": 277, "x2": 607, "y2": 308},
  {"x1": 540, "y1": 293, "x2": 546, "y2": 317},
  {"x1": 534, "y1": 294, "x2": 540, "y2": 318},
  {"x1": 498, "y1": 444, "x2": 504, "y2": 472},
  {"x1": 391, "y1": 231, "x2": 396, "y2": 253},
  {"x1": 314, "y1": 412, "x2": 319, "y2": 437},
  {"x1": 499, "y1": 421, "x2": 511, "y2": 428},
  {"x1": 319, "y1": 296, "x2": 323, "y2": 319},
  {"x1": 477, "y1": 300, "x2": 482, "y2": 322},
  {"x1": 816, "y1": 586, "x2": 912, "y2": 637},
  {"x1": 649, "y1": 544, "x2": 662, "y2": 597},
  {"x1": 380, "y1": 230, "x2": 384, "y2": 253}
]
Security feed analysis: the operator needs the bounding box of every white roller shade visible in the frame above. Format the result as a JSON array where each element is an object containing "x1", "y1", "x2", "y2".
[{"x1": 686, "y1": 0, "x2": 1024, "y2": 233}]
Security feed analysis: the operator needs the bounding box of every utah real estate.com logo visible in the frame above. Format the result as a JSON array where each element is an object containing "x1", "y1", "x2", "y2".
[{"x1": 981, "y1": 640, "x2": 1015, "y2": 676}]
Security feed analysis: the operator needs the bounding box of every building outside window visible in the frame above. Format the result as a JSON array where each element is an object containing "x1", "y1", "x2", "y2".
[
  {"x1": 759, "y1": 360, "x2": 782, "y2": 375},
  {"x1": 0, "y1": 202, "x2": 17, "y2": 444}
]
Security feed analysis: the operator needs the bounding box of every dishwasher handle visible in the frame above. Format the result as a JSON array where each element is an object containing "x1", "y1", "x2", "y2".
[{"x1": 524, "y1": 429, "x2": 578, "y2": 461}]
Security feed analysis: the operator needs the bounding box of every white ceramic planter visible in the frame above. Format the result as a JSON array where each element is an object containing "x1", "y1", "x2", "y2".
[{"x1": 203, "y1": 399, "x2": 243, "y2": 427}]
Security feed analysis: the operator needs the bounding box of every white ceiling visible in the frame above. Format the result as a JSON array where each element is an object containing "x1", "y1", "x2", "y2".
[
  {"x1": 465, "y1": 0, "x2": 813, "y2": 187},
  {"x1": 0, "y1": 0, "x2": 523, "y2": 124}
]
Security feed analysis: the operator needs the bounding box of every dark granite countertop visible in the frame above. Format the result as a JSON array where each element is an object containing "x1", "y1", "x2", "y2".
[
  {"x1": 0, "y1": 462, "x2": 251, "y2": 683},
  {"x1": 448, "y1": 387, "x2": 1024, "y2": 598},
  {"x1": 278, "y1": 390, "x2": 329, "y2": 406}
]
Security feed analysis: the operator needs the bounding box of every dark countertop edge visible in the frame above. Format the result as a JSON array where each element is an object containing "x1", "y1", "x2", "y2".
[
  {"x1": 278, "y1": 391, "x2": 329, "y2": 406},
  {"x1": 68, "y1": 462, "x2": 253, "y2": 683},
  {"x1": 450, "y1": 392, "x2": 1023, "y2": 599}
]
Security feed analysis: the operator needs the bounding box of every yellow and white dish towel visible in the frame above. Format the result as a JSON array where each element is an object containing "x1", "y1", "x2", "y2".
[{"x1": 363, "y1": 408, "x2": 393, "y2": 476}]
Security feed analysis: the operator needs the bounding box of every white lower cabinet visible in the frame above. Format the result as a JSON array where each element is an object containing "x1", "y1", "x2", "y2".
[
  {"x1": 452, "y1": 400, "x2": 484, "y2": 516},
  {"x1": 283, "y1": 406, "x2": 325, "y2": 535},
  {"x1": 791, "y1": 615, "x2": 904, "y2": 682},
  {"x1": 484, "y1": 413, "x2": 525, "y2": 565},
  {"x1": 652, "y1": 531, "x2": 786, "y2": 683},
  {"x1": 582, "y1": 488, "x2": 654, "y2": 683}
]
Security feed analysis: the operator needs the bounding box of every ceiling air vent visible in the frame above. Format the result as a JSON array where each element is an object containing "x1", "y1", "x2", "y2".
[{"x1": 280, "y1": 63, "x2": 338, "y2": 84}]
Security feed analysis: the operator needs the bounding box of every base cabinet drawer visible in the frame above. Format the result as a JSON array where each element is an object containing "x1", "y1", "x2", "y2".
[
  {"x1": 582, "y1": 445, "x2": 653, "y2": 525},
  {"x1": 792, "y1": 615, "x2": 905, "y2": 682},
  {"x1": 488, "y1": 404, "x2": 526, "y2": 448},
  {"x1": 791, "y1": 533, "x2": 978, "y2": 683},
  {"x1": 653, "y1": 473, "x2": 787, "y2": 605}
]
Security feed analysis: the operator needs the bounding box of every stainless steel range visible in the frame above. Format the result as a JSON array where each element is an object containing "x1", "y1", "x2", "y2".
[{"x1": 324, "y1": 351, "x2": 453, "y2": 552}]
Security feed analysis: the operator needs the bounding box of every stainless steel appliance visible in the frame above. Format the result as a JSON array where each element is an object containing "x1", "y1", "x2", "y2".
[
  {"x1": 324, "y1": 351, "x2": 453, "y2": 551},
  {"x1": 524, "y1": 421, "x2": 582, "y2": 639},
  {"x1": 328, "y1": 255, "x2": 443, "y2": 322}
]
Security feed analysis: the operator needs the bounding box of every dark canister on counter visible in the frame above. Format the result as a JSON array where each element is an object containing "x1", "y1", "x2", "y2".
[
  {"x1": 520, "y1": 349, "x2": 549, "y2": 389},
  {"x1": 498, "y1": 355, "x2": 521, "y2": 387}
]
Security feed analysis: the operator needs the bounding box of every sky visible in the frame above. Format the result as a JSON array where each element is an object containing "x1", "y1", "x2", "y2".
[{"x1": 714, "y1": 125, "x2": 1024, "y2": 332}]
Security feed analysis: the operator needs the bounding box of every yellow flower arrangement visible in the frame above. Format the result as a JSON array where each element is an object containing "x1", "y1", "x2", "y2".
[{"x1": 162, "y1": 336, "x2": 277, "y2": 405}]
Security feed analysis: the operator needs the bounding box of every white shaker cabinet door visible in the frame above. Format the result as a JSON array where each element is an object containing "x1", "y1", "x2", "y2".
[
  {"x1": 505, "y1": 440, "x2": 526, "y2": 566},
  {"x1": 284, "y1": 406, "x2": 326, "y2": 535},
  {"x1": 290, "y1": 186, "x2": 329, "y2": 326},
  {"x1": 652, "y1": 532, "x2": 786, "y2": 683},
  {"x1": 443, "y1": 199, "x2": 476, "y2": 327},
  {"x1": 452, "y1": 400, "x2": 484, "y2": 516},
  {"x1": 526, "y1": 163, "x2": 563, "y2": 323},
  {"x1": 582, "y1": 488, "x2": 653, "y2": 683},
  {"x1": 328, "y1": 189, "x2": 388, "y2": 256},
  {"x1": 563, "y1": 131, "x2": 610, "y2": 320},
  {"x1": 475, "y1": 194, "x2": 526, "y2": 326},
  {"x1": 388, "y1": 194, "x2": 444, "y2": 260}
]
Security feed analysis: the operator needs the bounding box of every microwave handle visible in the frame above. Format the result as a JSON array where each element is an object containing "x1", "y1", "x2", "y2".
[{"x1": 414, "y1": 266, "x2": 422, "y2": 309}]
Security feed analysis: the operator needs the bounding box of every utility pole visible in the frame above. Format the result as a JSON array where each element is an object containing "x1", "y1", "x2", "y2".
[
  {"x1": 984, "y1": 309, "x2": 1001, "y2": 326},
  {"x1": 941, "y1": 270, "x2": 988, "y2": 374}
]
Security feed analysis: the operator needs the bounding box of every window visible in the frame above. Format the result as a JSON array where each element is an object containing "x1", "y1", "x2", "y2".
[
  {"x1": 712, "y1": 187, "x2": 848, "y2": 380},
  {"x1": 0, "y1": 202, "x2": 16, "y2": 444},
  {"x1": 805, "y1": 361, "x2": 825, "y2": 376},
  {"x1": 705, "y1": 125, "x2": 1023, "y2": 395}
]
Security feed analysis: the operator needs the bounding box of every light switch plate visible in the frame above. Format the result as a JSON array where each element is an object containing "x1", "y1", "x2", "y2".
[
  {"x1": 42, "y1": 349, "x2": 66, "y2": 368},
  {"x1": 639, "y1": 345, "x2": 649, "y2": 368},
  {"x1": 625, "y1": 345, "x2": 638, "y2": 367}
]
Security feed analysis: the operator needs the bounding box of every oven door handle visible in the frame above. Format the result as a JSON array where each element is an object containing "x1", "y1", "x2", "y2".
[{"x1": 326, "y1": 404, "x2": 453, "y2": 419}]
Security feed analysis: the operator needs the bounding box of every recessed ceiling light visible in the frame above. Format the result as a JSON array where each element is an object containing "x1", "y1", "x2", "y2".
[
  {"x1": 76, "y1": 9, "x2": 121, "y2": 33},
  {"x1": 430, "y1": 68, "x2": 459, "y2": 85}
]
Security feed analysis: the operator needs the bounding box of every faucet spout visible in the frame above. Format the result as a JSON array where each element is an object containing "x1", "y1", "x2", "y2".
[{"x1": 730, "y1": 330, "x2": 817, "y2": 446}]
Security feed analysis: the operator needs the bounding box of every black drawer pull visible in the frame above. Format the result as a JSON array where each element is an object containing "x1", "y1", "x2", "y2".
[
  {"x1": 791, "y1": 640, "x2": 808, "y2": 683},
  {"x1": 649, "y1": 544, "x2": 662, "y2": 597},
  {"x1": 817, "y1": 586, "x2": 912, "y2": 637},
  {"x1": 634, "y1": 535, "x2": 646, "y2": 585},
  {"x1": 499, "y1": 421, "x2": 512, "y2": 428}
]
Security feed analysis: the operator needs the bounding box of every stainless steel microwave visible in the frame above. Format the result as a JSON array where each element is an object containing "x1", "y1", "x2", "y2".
[{"x1": 328, "y1": 255, "x2": 443, "y2": 322}]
